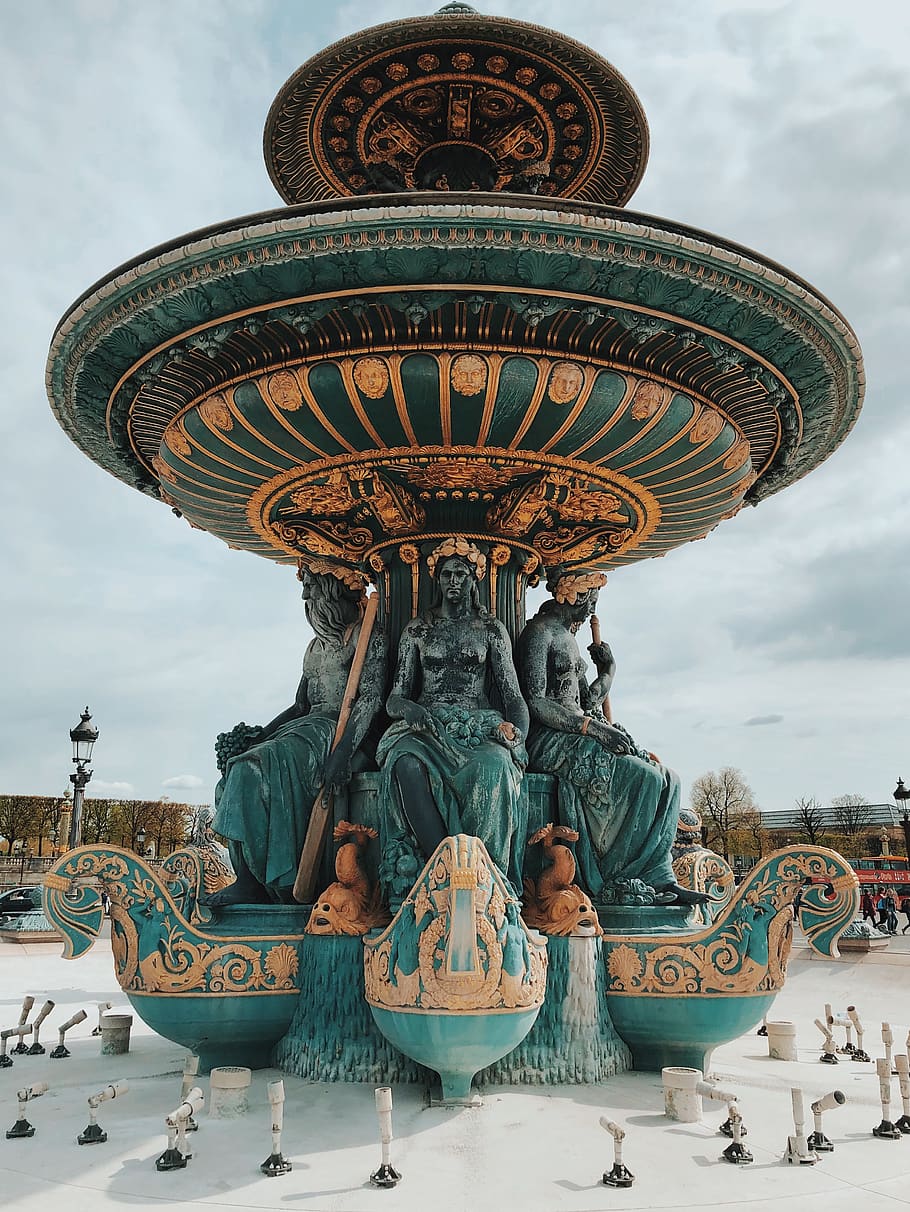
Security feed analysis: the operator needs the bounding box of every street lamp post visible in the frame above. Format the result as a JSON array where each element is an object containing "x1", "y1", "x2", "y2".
[
  {"x1": 135, "y1": 826, "x2": 146, "y2": 856},
  {"x1": 18, "y1": 844, "x2": 30, "y2": 883},
  {"x1": 68, "y1": 708, "x2": 99, "y2": 850},
  {"x1": 894, "y1": 778, "x2": 910, "y2": 860}
]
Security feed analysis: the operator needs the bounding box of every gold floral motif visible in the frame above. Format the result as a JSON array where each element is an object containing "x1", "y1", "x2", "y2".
[
  {"x1": 426, "y1": 536, "x2": 487, "y2": 581},
  {"x1": 163, "y1": 426, "x2": 191, "y2": 458},
  {"x1": 398, "y1": 459, "x2": 522, "y2": 494},
  {"x1": 536, "y1": 524, "x2": 635, "y2": 563},
  {"x1": 289, "y1": 469, "x2": 356, "y2": 515},
  {"x1": 451, "y1": 354, "x2": 488, "y2": 396},
  {"x1": 547, "y1": 362, "x2": 585, "y2": 405},
  {"x1": 690, "y1": 409, "x2": 725, "y2": 444},
  {"x1": 198, "y1": 395, "x2": 234, "y2": 431},
  {"x1": 398, "y1": 543, "x2": 419, "y2": 565},
  {"x1": 151, "y1": 455, "x2": 178, "y2": 485},
  {"x1": 267, "y1": 370, "x2": 304, "y2": 411},
  {"x1": 630, "y1": 380, "x2": 672, "y2": 420},
  {"x1": 607, "y1": 944, "x2": 643, "y2": 989},
  {"x1": 296, "y1": 556, "x2": 368, "y2": 592},
  {"x1": 352, "y1": 356, "x2": 390, "y2": 399},
  {"x1": 491, "y1": 544, "x2": 511, "y2": 567},
  {"x1": 363, "y1": 835, "x2": 547, "y2": 1012},
  {"x1": 551, "y1": 571, "x2": 607, "y2": 604},
  {"x1": 275, "y1": 520, "x2": 373, "y2": 560}
]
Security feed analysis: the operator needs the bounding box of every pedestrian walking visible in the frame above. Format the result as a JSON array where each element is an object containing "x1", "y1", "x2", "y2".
[
  {"x1": 861, "y1": 890, "x2": 875, "y2": 922},
  {"x1": 901, "y1": 893, "x2": 910, "y2": 935},
  {"x1": 885, "y1": 890, "x2": 899, "y2": 935},
  {"x1": 876, "y1": 890, "x2": 889, "y2": 931}
]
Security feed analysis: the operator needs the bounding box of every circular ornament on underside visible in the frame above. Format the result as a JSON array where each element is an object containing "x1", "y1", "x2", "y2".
[
  {"x1": 263, "y1": 11, "x2": 648, "y2": 205},
  {"x1": 244, "y1": 450, "x2": 659, "y2": 577}
]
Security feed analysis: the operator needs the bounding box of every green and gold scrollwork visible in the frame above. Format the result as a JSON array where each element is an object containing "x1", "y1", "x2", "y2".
[
  {"x1": 43, "y1": 846, "x2": 304, "y2": 997},
  {"x1": 604, "y1": 845, "x2": 858, "y2": 998}
]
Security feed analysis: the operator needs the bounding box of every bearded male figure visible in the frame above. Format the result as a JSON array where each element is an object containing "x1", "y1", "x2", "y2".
[
  {"x1": 517, "y1": 573, "x2": 707, "y2": 906},
  {"x1": 377, "y1": 537, "x2": 529, "y2": 898},
  {"x1": 211, "y1": 565, "x2": 384, "y2": 904}
]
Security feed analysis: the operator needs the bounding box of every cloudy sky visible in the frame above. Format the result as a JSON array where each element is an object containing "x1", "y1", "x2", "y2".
[{"x1": 1, "y1": 0, "x2": 907, "y2": 816}]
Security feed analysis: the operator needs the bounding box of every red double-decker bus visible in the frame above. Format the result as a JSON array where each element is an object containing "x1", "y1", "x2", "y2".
[{"x1": 851, "y1": 857, "x2": 910, "y2": 890}]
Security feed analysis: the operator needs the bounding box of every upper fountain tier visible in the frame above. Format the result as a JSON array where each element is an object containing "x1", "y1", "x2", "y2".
[{"x1": 264, "y1": 3, "x2": 649, "y2": 206}]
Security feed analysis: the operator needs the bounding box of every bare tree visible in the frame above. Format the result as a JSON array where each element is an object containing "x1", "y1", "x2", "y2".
[
  {"x1": 80, "y1": 798, "x2": 119, "y2": 846},
  {"x1": 690, "y1": 767, "x2": 759, "y2": 863},
  {"x1": 831, "y1": 793, "x2": 873, "y2": 837},
  {"x1": 794, "y1": 796, "x2": 827, "y2": 845},
  {"x1": 0, "y1": 795, "x2": 41, "y2": 854}
]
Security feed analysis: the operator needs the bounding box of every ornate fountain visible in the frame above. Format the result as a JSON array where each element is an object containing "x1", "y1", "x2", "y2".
[{"x1": 44, "y1": 4, "x2": 862, "y2": 1094}]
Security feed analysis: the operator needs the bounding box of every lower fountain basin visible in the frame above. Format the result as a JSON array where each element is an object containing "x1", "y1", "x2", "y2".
[{"x1": 369, "y1": 1005, "x2": 541, "y2": 1102}]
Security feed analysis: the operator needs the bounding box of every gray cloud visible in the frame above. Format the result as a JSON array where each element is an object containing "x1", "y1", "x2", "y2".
[
  {"x1": 0, "y1": 0, "x2": 907, "y2": 819},
  {"x1": 162, "y1": 775, "x2": 205, "y2": 791},
  {"x1": 744, "y1": 715, "x2": 784, "y2": 727}
]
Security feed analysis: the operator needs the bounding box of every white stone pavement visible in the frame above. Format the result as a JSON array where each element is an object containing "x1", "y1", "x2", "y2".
[{"x1": 1, "y1": 932, "x2": 909, "y2": 1212}]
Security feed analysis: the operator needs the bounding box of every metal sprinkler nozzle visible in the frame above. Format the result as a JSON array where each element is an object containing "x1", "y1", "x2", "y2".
[
  {"x1": 807, "y1": 1089, "x2": 846, "y2": 1152},
  {"x1": 78, "y1": 1079, "x2": 128, "y2": 1145},
  {"x1": 873, "y1": 1057, "x2": 902, "y2": 1139},
  {"x1": 11, "y1": 998, "x2": 35, "y2": 1055},
  {"x1": 26, "y1": 1001, "x2": 55, "y2": 1055},
  {"x1": 156, "y1": 1087, "x2": 204, "y2": 1171},
  {"x1": 785, "y1": 1087, "x2": 818, "y2": 1164},
  {"x1": 369, "y1": 1086, "x2": 401, "y2": 1188},
  {"x1": 6, "y1": 1082, "x2": 48, "y2": 1139},
  {"x1": 894, "y1": 1054, "x2": 910, "y2": 1133},
  {"x1": 847, "y1": 1007, "x2": 871, "y2": 1062},
  {"x1": 599, "y1": 1117, "x2": 635, "y2": 1186},
  {"x1": 51, "y1": 1009, "x2": 87, "y2": 1059},
  {"x1": 260, "y1": 1079, "x2": 292, "y2": 1177},
  {"x1": 815, "y1": 1018, "x2": 838, "y2": 1064},
  {"x1": 721, "y1": 1102, "x2": 753, "y2": 1165}
]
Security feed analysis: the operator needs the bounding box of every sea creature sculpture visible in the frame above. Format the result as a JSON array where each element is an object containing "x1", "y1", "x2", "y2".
[
  {"x1": 522, "y1": 823, "x2": 603, "y2": 936},
  {"x1": 306, "y1": 822, "x2": 390, "y2": 936}
]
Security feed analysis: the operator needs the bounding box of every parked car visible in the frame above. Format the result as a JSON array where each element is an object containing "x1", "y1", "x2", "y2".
[{"x1": 0, "y1": 886, "x2": 40, "y2": 918}]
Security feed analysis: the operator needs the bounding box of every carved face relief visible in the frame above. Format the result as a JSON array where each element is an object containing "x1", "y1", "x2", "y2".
[
  {"x1": 451, "y1": 354, "x2": 488, "y2": 396},
  {"x1": 352, "y1": 356, "x2": 389, "y2": 399},
  {"x1": 268, "y1": 371, "x2": 303, "y2": 411},
  {"x1": 548, "y1": 362, "x2": 584, "y2": 405}
]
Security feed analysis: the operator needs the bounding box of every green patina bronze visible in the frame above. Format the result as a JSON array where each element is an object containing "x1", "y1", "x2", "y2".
[{"x1": 43, "y1": 4, "x2": 865, "y2": 1088}]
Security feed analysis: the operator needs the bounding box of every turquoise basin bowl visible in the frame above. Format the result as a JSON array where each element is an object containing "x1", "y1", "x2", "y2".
[
  {"x1": 606, "y1": 992, "x2": 776, "y2": 1071},
  {"x1": 127, "y1": 990, "x2": 299, "y2": 1073},
  {"x1": 369, "y1": 1004, "x2": 540, "y2": 1101}
]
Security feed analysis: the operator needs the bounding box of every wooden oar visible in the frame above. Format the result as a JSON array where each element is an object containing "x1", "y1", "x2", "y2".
[
  {"x1": 292, "y1": 591, "x2": 379, "y2": 904},
  {"x1": 589, "y1": 614, "x2": 613, "y2": 723}
]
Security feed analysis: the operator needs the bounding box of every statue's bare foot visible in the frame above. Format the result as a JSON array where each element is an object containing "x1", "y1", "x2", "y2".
[{"x1": 655, "y1": 882, "x2": 717, "y2": 907}]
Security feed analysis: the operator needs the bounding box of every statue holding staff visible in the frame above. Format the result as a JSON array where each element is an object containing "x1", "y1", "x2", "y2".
[
  {"x1": 377, "y1": 537, "x2": 529, "y2": 896},
  {"x1": 211, "y1": 564, "x2": 385, "y2": 905},
  {"x1": 517, "y1": 572, "x2": 708, "y2": 906}
]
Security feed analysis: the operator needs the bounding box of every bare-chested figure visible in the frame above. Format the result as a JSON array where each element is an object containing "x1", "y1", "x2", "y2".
[
  {"x1": 518, "y1": 572, "x2": 707, "y2": 906},
  {"x1": 212, "y1": 566, "x2": 384, "y2": 904},
  {"x1": 377, "y1": 538, "x2": 529, "y2": 894}
]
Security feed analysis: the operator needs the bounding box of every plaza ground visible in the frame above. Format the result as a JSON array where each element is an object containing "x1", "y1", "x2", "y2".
[{"x1": 1, "y1": 925, "x2": 909, "y2": 1212}]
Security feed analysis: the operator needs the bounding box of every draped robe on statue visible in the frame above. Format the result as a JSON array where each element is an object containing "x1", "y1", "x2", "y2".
[
  {"x1": 525, "y1": 724, "x2": 680, "y2": 899},
  {"x1": 377, "y1": 704, "x2": 527, "y2": 892},
  {"x1": 213, "y1": 713, "x2": 336, "y2": 901}
]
